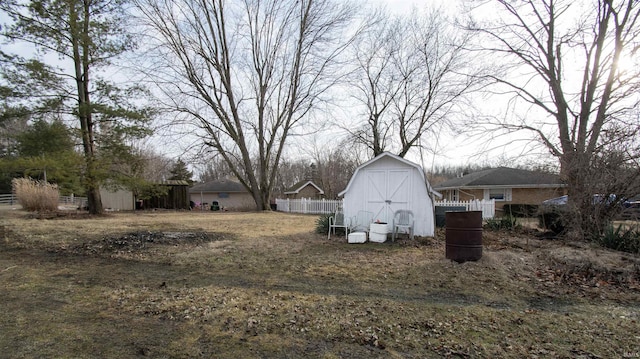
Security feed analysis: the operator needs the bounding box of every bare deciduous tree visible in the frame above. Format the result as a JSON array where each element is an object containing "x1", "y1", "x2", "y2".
[
  {"x1": 272, "y1": 159, "x2": 314, "y2": 197},
  {"x1": 135, "y1": 0, "x2": 360, "y2": 210},
  {"x1": 197, "y1": 155, "x2": 237, "y2": 183},
  {"x1": 309, "y1": 144, "x2": 360, "y2": 199},
  {"x1": 270, "y1": 146, "x2": 358, "y2": 199},
  {"x1": 347, "y1": 8, "x2": 480, "y2": 158},
  {"x1": 466, "y1": 0, "x2": 640, "y2": 238}
]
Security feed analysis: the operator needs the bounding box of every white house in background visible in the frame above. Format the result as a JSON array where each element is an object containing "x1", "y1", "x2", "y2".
[{"x1": 338, "y1": 152, "x2": 441, "y2": 237}]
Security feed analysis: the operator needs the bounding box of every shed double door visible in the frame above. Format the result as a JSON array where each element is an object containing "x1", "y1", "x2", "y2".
[{"x1": 364, "y1": 169, "x2": 411, "y2": 225}]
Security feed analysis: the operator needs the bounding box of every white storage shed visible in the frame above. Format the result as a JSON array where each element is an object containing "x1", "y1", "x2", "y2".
[{"x1": 338, "y1": 152, "x2": 440, "y2": 237}]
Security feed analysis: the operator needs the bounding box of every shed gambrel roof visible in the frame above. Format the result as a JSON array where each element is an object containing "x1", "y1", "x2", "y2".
[
  {"x1": 284, "y1": 180, "x2": 324, "y2": 195},
  {"x1": 434, "y1": 167, "x2": 565, "y2": 190},
  {"x1": 189, "y1": 179, "x2": 247, "y2": 193},
  {"x1": 338, "y1": 152, "x2": 440, "y2": 198}
]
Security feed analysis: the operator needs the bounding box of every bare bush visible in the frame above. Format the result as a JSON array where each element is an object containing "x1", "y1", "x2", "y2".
[{"x1": 12, "y1": 178, "x2": 59, "y2": 212}]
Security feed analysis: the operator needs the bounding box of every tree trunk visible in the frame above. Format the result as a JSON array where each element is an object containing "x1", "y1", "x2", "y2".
[
  {"x1": 249, "y1": 187, "x2": 270, "y2": 211},
  {"x1": 560, "y1": 151, "x2": 610, "y2": 240},
  {"x1": 72, "y1": 0, "x2": 103, "y2": 215},
  {"x1": 86, "y1": 184, "x2": 103, "y2": 214}
]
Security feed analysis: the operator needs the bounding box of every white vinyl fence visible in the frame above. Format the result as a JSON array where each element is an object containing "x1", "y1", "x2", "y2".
[
  {"x1": 276, "y1": 198, "x2": 495, "y2": 219},
  {"x1": 0, "y1": 194, "x2": 87, "y2": 207},
  {"x1": 434, "y1": 199, "x2": 495, "y2": 219},
  {"x1": 275, "y1": 198, "x2": 342, "y2": 214},
  {"x1": 0, "y1": 194, "x2": 17, "y2": 205}
]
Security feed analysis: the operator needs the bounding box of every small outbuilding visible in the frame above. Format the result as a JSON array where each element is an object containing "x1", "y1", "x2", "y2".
[
  {"x1": 284, "y1": 179, "x2": 325, "y2": 199},
  {"x1": 338, "y1": 152, "x2": 440, "y2": 237},
  {"x1": 100, "y1": 186, "x2": 135, "y2": 211},
  {"x1": 144, "y1": 180, "x2": 191, "y2": 210}
]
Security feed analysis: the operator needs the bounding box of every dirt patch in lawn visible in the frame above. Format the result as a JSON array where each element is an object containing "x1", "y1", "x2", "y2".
[
  {"x1": 1, "y1": 210, "x2": 639, "y2": 358},
  {"x1": 63, "y1": 231, "x2": 235, "y2": 258}
]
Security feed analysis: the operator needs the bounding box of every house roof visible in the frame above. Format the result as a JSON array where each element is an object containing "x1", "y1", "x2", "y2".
[
  {"x1": 434, "y1": 167, "x2": 565, "y2": 190},
  {"x1": 189, "y1": 179, "x2": 247, "y2": 193},
  {"x1": 338, "y1": 152, "x2": 441, "y2": 198},
  {"x1": 284, "y1": 180, "x2": 324, "y2": 195}
]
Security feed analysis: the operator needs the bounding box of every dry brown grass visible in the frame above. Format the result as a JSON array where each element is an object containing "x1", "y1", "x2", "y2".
[
  {"x1": 12, "y1": 178, "x2": 59, "y2": 212},
  {"x1": 1, "y1": 209, "x2": 639, "y2": 358}
]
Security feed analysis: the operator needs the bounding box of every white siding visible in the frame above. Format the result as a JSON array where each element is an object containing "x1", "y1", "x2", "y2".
[{"x1": 341, "y1": 153, "x2": 435, "y2": 237}]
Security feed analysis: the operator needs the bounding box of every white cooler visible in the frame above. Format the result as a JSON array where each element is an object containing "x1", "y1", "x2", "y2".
[
  {"x1": 369, "y1": 223, "x2": 389, "y2": 243},
  {"x1": 348, "y1": 232, "x2": 367, "y2": 243}
]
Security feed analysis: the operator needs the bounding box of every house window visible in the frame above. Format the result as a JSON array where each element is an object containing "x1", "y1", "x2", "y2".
[
  {"x1": 489, "y1": 189, "x2": 505, "y2": 200},
  {"x1": 484, "y1": 188, "x2": 512, "y2": 201},
  {"x1": 218, "y1": 192, "x2": 229, "y2": 198},
  {"x1": 448, "y1": 190, "x2": 459, "y2": 201}
]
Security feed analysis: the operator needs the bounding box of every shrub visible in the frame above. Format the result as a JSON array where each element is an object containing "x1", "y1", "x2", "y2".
[
  {"x1": 596, "y1": 224, "x2": 640, "y2": 254},
  {"x1": 316, "y1": 213, "x2": 349, "y2": 236},
  {"x1": 538, "y1": 208, "x2": 567, "y2": 234},
  {"x1": 316, "y1": 213, "x2": 332, "y2": 234},
  {"x1": 12, "y1": 178, "x2": 59, "y2": 212},
  {"x1": 484, "y1": 215, "x2": 519, "y2": 230}
]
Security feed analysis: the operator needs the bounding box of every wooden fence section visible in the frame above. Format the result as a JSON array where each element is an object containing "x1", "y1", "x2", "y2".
[
  {"x1": 434, "y1": 199, "x2": 495, "y2": 219},
  {"x1": 275, "y1": 198, "x2": 342, "y2": 214},
  {"x1": 275, "y1": 198, "x2": 495, "y2": 219}
]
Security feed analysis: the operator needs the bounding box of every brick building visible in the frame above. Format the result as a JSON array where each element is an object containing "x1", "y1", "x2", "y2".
[{"x1": 434, "y1": 167, "x2": 567, "y2": 215}]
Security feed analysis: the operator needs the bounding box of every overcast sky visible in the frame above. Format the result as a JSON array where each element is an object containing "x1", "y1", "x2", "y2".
[
  {"x1": 0, "y1": 0, "x2": 549, "y2": 173},
  {"x1": 368, "y1": 0, "x2": 548, "y2": 171}
]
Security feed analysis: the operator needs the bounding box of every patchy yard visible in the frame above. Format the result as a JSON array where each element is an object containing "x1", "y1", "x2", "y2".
[{"x1": 0, "y1": 209, "x2": 639, "y2": 358}]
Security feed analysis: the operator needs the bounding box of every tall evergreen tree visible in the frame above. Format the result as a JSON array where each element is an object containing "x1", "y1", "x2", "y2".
[
  {"x1": 1, "y1": 0, "x2": 153, "y2": 214},
  {"x1": 16, "y1": 119, "x2": 83, "y2": 194},
  {"x1": 0, "y1": 118, "x2": 84, "y2": 194},
  {"x1": 168, "y1": 158, "x2": 193, "y2": 183},
  {"x1": 16, "y1": 119, "x2": 74, "y2": 157}
]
